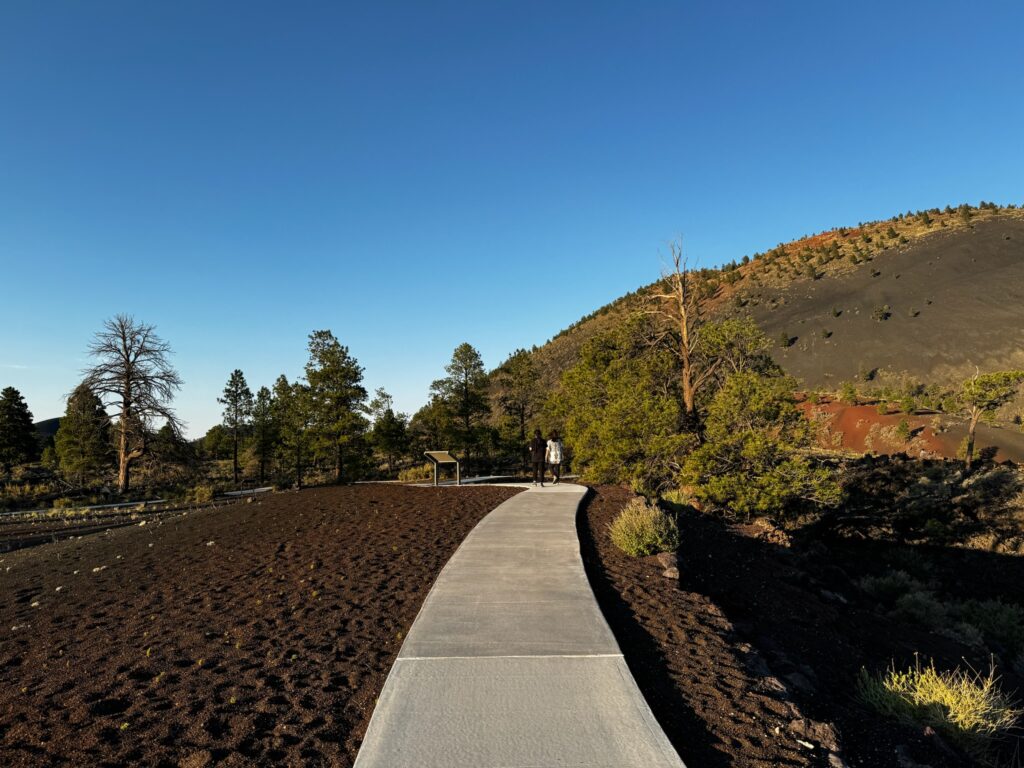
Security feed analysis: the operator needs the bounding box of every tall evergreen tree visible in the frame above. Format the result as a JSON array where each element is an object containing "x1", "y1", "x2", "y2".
[
  {"x1": 555, "y1": 317, "x2": 692, "y2": 493},
  {"x1": 273, "y1": 375, "x2": 312, "y2": 488},
  {"x1": 408, "y1": 395, "x2": 450, "y2": 458},
  {"x1": 430, "y1": 342, "x2": 490, "y2": 473},
  {"x1": 305, "y1": 330, "x2": 368, "y2": 484},
  {"x1": 495, "y1": 349, "x2": 541, "y2": 469},
  {"x1": 251, "y1": 386, "x2": 277, "y2": 485},
  {"x1": 218, "y1": 369, "x2": 254, "y2": 484},
  {"x1": 368, "y1": 388, "x2": 409, "y2": 476},
  {"x1": 54, "y1": 383, "x2": 111, "y2": 485},
  {"x1": 0, "y1": 387, "x2": 37, "y2": 474}
]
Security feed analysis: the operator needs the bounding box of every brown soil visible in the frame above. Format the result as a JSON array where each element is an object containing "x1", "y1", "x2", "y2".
[
  {"x1": 578, "y1": 485, "x2": 1022, "y2": 768},
  {"x1": 800, "y1": 400, "x2": 1024, "y2": 465},
  {"x1": 0, "y1": 483, "x2": 520, "y2": 767}
]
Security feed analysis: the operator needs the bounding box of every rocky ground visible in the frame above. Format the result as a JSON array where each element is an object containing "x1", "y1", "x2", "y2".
[
  {"x1": 0, "y1": 483, "x2": 520, "y2": 767},
  {"x1": 579, "y1": 484, "x2": 1024, "y2": 768}
]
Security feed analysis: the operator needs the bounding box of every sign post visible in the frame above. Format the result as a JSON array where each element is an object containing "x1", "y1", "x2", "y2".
[{"x1": 423, "y1": 451, "x2": 461, "y2": 487}]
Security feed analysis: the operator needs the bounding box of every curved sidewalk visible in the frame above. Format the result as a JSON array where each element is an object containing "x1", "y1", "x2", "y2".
[{"x1": 353, "y1": 483, "x2": 686, "y2": 768}]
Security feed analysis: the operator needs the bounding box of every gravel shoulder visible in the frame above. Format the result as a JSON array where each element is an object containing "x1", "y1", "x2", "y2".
[{"x1": 0, "y1": 483, "x2": 521, "y2": 767}]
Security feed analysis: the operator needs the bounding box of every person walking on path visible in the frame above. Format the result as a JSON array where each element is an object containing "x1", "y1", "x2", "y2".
[
  {"x1": 528, "y1": 429, "x2": 547, "y2": 486},
  {"x1": 546, "y1": 431, "x2": 564, "y2": 484}
]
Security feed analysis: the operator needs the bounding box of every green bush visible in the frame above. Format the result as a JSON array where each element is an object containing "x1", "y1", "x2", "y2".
[
  {"x1": 951, "y1": 599, "x2": 1024, "y2": 656},
  {"x1": 660, "y1": 488, "x2": 691, "y2": 510},
  {"x1": 896, "y1": 419, "x2": 911, "y2": 442},
  {"x1": 839, "y1": 381, "x2": 858, "y2": 404},
  {"x1": 890, "y1": 590, "x2": 948, "y2": 628},
  {"x1": 859, "y1": 571, "x2": 925, "y2": 606},
  {"x1": 680, "y1": 372, "x2": 841, "y2": 520},
  {"x1": 608, "y1": 497, "x2": 680, "y2": 557}
]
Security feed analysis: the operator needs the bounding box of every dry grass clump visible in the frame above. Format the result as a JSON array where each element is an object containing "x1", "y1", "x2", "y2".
[
  {"x1": 859, "y1": 658, "x2": 1021, "y2": 760},
  {"x1": 608, "y1": 497, "x2": 679, "y2": 557},
  {"x1": 185, "y1": 484, "x2": 215, "y2": 504},
  {"x1": 397, "y1": 463, "x2": 433, "y2": 482}
]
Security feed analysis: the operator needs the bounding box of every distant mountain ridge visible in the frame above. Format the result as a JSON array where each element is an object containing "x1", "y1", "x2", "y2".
[{"x1": 35, "y1": 417, "x2": 61, "y2": 443}]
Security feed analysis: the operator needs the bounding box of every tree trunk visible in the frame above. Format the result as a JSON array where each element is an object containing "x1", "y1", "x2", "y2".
[
  {"x1": 295, "y1": 445, "x2": 303, "y2": 489},
  {"x1": 335, "y1": 444, "x2": 343, "y2": 484},
  {"x1": 965, "y1": 411, "x2": 980, "y2": 471},
  {"x1": 681, "y1": 344, "x2": 696, "y2": 420},
  {"x1": 117, "y1": 422, "x2": 130, "y2": 494},
  {"x1": 117, "y1": 456, "x2": 130, "y2": 494},
  {"x1": 232, "y1": 430, "x2": 239, "y2": 484}
]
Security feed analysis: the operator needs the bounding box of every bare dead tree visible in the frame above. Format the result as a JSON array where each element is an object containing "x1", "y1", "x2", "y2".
[
  {"x1": 81, "y1": 315, "x2": 183, "y2": 493},
  {"x1": 645, "y1": 239, "x2": 718, "y2": 427}
]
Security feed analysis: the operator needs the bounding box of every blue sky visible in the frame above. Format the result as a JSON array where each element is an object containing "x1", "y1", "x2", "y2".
[{"x1": 2, "y1": 1, "x2": 1022, "y2": 436}]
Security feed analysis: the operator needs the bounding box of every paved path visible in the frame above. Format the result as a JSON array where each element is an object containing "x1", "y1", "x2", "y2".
[{"x1": 353, "y1": 483, "x2": 686, "y2": 768}]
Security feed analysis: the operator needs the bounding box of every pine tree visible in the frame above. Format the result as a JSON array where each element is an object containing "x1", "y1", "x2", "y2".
[
  {"x1": 251, "y1": 386, "x2": 277, "y2": 485},
  {"x1": 495, "y1": 349, "x2": 541, "y2": 469},
  {"x1": 0, "y1": 387, "x2": 37, "y2": 474},
  {"x1": 305, "y1": 331, "x2": 369, "y2": 484},
  {"x1": 368, "y1": 388, "x2": 409, "y2": 476},
  {"x1": 273, "y1": 375, "x2": 312, "y2": 488},
  {"x1": 54, "y1": 383, "x2": 111, "y2": 485},
  {"x1": 956, "y1": 370, "x2": 1024, "y2": 470},
  {"x1": 430, "y1": 343, "x2": 490, "y2": 474},
  {"x1": 218, "y1": 369, "x2": 254, "y2": 484}
]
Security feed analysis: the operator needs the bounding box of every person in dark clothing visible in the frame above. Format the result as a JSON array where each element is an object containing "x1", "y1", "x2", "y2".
[{"x1": 528, "y1": 429, "x2": 547, "y2": 486}]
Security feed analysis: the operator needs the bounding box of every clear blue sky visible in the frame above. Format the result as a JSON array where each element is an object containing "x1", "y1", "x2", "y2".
[{"x1": 2, "y1": 1, "x2": 1022, "y2": 436}]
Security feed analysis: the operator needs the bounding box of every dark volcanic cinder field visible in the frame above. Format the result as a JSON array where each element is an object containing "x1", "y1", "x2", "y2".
[
  {"x1": 750, "y1": 218, "x2": 1024, "y2": 388},
  {"x1": 579, "y1": 486, "x2": 1024, "y2": 768},
  {"x1": 0, "y1": 484, "x2": 520, "y2": 767}
]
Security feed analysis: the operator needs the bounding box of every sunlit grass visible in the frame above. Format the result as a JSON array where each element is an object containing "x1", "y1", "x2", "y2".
[{"x1": 859, "y1": 657, "x2": 1020, "y2": 761}]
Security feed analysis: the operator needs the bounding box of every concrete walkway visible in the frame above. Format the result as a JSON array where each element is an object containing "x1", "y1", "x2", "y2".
[{"x1": 353, "y1": 483, "x2": 686, "y2": 768}]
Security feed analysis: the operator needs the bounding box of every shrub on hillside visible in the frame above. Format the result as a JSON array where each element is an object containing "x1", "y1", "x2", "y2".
[
  {"x1": 951, "y1": 599, "x2": 1024, "y2": 657},
  {"x1": 680, "y1": 372, "x2": 842, "y2": 520},
  {"x1": 859, "y1": 571, "x2": 925, "y2": 606},
  {"x1": 890, "y1": 590, "x2": 949, "y2": 628},
  {"x1": 608, "y1": 497, "x2": 680, "y2": 557},
  {"x1": 660, "y1": 488, "x2": 692, "y2": 510},
  {"x1": 858, "y1": 660, "x2": 1020, "y2": 760}
]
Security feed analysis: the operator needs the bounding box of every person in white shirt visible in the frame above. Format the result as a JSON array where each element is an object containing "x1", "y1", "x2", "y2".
[{"x1": 545, "y1": 431, "x2": 564, "y2": 485}]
